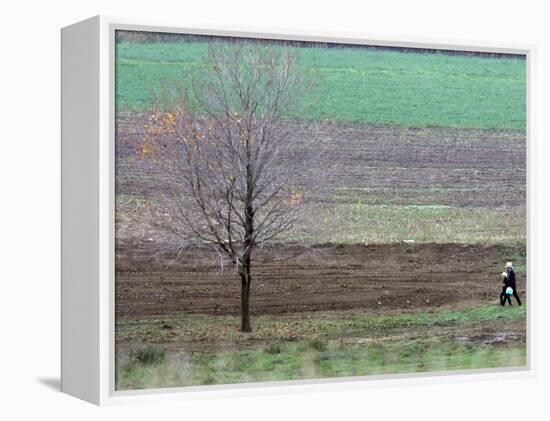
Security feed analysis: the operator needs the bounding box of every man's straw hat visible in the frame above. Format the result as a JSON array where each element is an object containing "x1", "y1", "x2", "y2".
[{"x1": 506, "y1": 262, "x2": 513, "y2": 268}]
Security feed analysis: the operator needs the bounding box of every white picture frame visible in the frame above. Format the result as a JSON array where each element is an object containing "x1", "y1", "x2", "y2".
[{"x1": 61, "y1": 15, "x2": 536, "y2": 405}]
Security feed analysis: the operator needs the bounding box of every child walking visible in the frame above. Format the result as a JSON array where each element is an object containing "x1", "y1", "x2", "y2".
[{"x1": 500, "y1": 271, "x2": 512, "y2": 305}]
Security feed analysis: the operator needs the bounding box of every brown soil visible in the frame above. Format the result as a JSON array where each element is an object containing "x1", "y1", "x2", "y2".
[
  {"x1": 114, "y1": 113, "x2": 526, "y2": 319},
  {"x1": 115, "y1": 242, "x2": 525, "y2": 318},
  {"x1": 116, "y1": 114, "x2": 526, "y2": 210}
]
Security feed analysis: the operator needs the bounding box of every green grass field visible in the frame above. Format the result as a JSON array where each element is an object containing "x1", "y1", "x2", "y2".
[
  {"x1": 116, "y1": 42, "x2": 526, "y2": 129},
  {"x1": 116, "y1": 305, "x2": 526, "y2": 389}
]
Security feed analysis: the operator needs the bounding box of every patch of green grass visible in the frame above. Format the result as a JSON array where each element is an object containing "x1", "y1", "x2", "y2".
[
  {"x1": 308, "y1": 337, "x2": 329, "y2": 352},
  {"x1": 116, "y1": 336, "x2": 526, "y2": 390},
  {"x1": 115, "y1": 305, "x2": 526, "y2": 389},
  {"x1": 115, "y1": 194, "x2": 153, "y2": 207},
  {"x1": 362, "y1": 304, "x2": 526, "y2": 329},
  {"x1": 115, "y1": 41, "x2": 526, "y2": 130},
  {"x1": 264, "y1": 341, "x2": 284, "y2": 355},
  {"x1": 116, "y1": 304, "x2": 526, "y2": 348},
  {"x1": 289, "y1": 203, "x2": 526, "y2": 244},
  {"x1": 127, "y1": 346, "x2": 166, "y2": 366}
]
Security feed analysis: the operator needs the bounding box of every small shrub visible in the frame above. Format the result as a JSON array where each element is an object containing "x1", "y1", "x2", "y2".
[
  {"x1": 264, "y1": 341, "x2": 283, "y2": 355},
  {"x1": 128, "y1": 346, "x2": 166, "y2": 366},
  {"x1": 308, "y1": 338, "x2": 328, "y2": 352},
  {"x1": 201, "y1": 373, "x2": 216, "y2": 385}
]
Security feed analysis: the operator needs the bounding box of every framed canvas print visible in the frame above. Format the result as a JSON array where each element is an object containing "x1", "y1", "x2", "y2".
[{"x1": 61, "y1": 16, "x2": 533, "y2": 405}]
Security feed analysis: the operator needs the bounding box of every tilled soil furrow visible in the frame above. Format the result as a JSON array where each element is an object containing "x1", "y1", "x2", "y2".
[{"x1": 115, "y1": 243, "x2": 525, "y2": 317}]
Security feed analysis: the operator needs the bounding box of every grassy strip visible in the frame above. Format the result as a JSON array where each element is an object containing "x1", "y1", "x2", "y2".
[
  {"x1": 115, "y1": 193, "x2": 526, "y2": 244},
  {"x1": 115, "y1": 42, "x2": 526, "y2": 129},
  {"x1": 116, "y1": 335, "x2": 525, "y2": 390},
  {"x1": 290, "y1": 204, "x2": 526, "y2": 244},
  {"x1": 116, "y1": 305, "x2": 526, "y2": 389},
  {"x1": 116, "y1": 305, "x2": 526, "y2": 348}
]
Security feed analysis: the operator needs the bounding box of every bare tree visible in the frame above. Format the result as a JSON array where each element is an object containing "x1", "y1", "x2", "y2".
[{"x1": 145, "y1": 43, "x2": 321, "y2": 332}]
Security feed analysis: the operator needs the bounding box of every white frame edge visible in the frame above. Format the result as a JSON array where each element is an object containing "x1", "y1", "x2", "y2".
[
  {"x1": 61, "y1": 14, "x2": 536, "y2": 406},
  {"x1": 61, "y1": 16, "x2": 101, "y2": 404}
]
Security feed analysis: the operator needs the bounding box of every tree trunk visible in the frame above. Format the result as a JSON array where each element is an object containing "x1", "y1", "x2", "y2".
[
  {"x1": 241, "y1": 152, "x2": 254, "y2": 332},
  {"x1": 239, "y1": 265, "x2": 252, "y2": 332}
]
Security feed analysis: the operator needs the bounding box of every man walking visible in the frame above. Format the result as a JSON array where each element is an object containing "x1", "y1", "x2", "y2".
[
  {"x1": 499, "y1": 271, "x2": 512, "y2": 305},
  {"x1": 502, "y1": 261, "x2": 522, "y2": 306}
]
